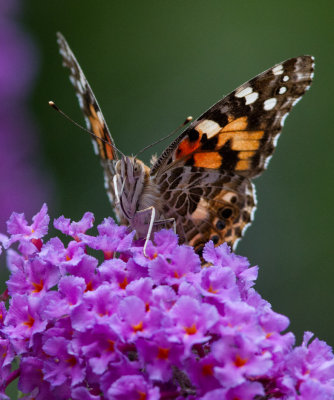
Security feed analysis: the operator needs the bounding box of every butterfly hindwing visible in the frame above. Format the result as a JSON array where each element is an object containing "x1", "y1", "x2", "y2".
[{"x1": 156, "y1": 166, "x2": 255, "y2": 253}]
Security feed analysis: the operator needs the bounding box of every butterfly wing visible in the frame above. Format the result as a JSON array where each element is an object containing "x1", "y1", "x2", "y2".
[
  {"x1": 57, "y1": 33, "x2": 123, "y2": 216},
  {"x1": 57, "y1": 33, "x2": 118, "y2": 162},
  {"x1": 152, "y1": 56, "x2": 314, "y2": 251},
  {"x1": 155, "y1": 166, "x2": 255, "y2": 253},
  {"x1": 152, "y1": 56, "x2": 314, "y2": 177}
]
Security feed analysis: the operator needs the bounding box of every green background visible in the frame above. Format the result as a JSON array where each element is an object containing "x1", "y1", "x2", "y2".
[{"x1": 4, "y1": 0, "x2": 334, "y2": 366}]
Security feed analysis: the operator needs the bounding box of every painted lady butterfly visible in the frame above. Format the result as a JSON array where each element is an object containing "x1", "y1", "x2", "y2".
[{"x1": 56, "y1": 32, "x2": 314, "y2": 256}]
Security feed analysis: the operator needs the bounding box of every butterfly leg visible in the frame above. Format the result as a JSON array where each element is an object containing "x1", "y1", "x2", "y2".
[
  {"x1": 153, "y1": 217, "x2": 176, "y2": 234},
  {"x1": 113, "y1": 175, "x2": 120, "y2": 204},
  {"x1": 135, "y1": 206, "x2": 156, "y2": 258}
]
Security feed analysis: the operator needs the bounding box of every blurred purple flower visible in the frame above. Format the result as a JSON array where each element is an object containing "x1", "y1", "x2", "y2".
[
  {"x1": 0, "y1": 205, "x2": 334, "y2": 399},
  {"x1": 0, "y1": 2, "x2": 53, "y2": 231}
]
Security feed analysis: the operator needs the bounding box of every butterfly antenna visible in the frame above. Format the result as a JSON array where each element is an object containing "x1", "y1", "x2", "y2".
[
  {"x1": 134, "y1": 116, "x2": 193, "y2": 159},
  {"x1": 48, "y1": 100, "x2": 125, "y2": 157}
]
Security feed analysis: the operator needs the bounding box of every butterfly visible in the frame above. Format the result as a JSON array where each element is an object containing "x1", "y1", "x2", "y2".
[{"x1": 56, "y1": 32, "x2": 314, "y2": 257}]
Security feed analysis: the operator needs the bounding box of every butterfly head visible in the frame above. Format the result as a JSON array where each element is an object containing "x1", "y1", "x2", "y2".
[{"x1": 113, "y1": 156, "x2": 148, "y2": 220}]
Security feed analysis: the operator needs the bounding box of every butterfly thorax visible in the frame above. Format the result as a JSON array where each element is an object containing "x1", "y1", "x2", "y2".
[{"x1": 114, "y1": 156, "x2": 163, "y2": 237}]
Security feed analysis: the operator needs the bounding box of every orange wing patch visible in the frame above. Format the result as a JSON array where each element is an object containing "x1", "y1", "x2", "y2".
[
  {"x1": 235, "y1": 159, "x2": 251, "y2": 171},
  {"x1": 217, "y1": 131, "x2": 264, "y2": 148},
  {"x1": 193, "y1": 152, "x2": 222, "y2": 168},
  {"x1": 221, "y1": 116, "x2": 248, "y2": 132},
  {"x1": 217, "y1": 117, "x2": 264, "y2": 172},
  {"x1": 218, "y1": 116, "x2": 264, "y2": 151},
  {"x1": 173, "y1": 117, "x2": 264, "y2": 173},
  {"x1": 88, "y1": 104, "x2": 114, "y2": 160},
  {"x1": 175, "y1": 135, "x2": 201, "y2": 159}
]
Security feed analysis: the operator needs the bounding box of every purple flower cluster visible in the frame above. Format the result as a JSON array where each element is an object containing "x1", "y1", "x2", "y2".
[
  {"x1": 0, "y1": 205, "x2": 333, "y2": 399},
  {"x1": 0, "y1": 1, "x2": 53, "y2": 232}
]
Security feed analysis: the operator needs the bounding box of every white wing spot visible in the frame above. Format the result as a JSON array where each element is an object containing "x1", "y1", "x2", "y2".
[
  {"x1": 280, "y1": 112, "x2": 289, "y2": 127},
  {"x1": 91, "y1": 139, "x2": 99, "y2": 155},
  {"x1": 77, "y1": 80, "x2": 84, "y2": 92},
  {"x1": 263, "y1": 98, "x2": 277, "y2": 111},
  {"x1": 97, "y1": 110, "x2": 104, "y2": 121},
  {"x1": 272, "y1": 133, "x2": 281, "y2": 147},
  {"x1": 245, "y1": 91, "x2": 259, "y2": 105},
  {"x1": 272, "y1": 64, "x2": 284, "y2": 75},
  {"x1": 235, "y1": 86, "x2": 253, "y2": 98},
  {"x1": 279, "y1": 87, "x2": 287, "y2": 95},
  {"x1": 76, "y1": 93, "x2": 84, "y2": 108},
  {"x1": 283, "y1": 75, "x2": 289, "y2": 82},
  {"x1": 236, "y1": 181, "x2": 256, "y2": 249},
  {"x1": 296, "y1": 72, "x2": 308, "y2": 80},
  {"x1": 104, "y1": 174, "x2": 109, "y2": 190},
  {"x1": 292, "y1": 97, "x2": 302, "y2": 107},
  {"x1": 249, "y1": 183, "x2": 257, "y2": 221},
  {"x1": 84, "y1": 115, "x2": 91, "y2": 128},
  {"x1": 107, "y1": 190, "x2": 115, "y2": 207},
  {"x1": 233, "y1": 238, "x2": 241, "y2": 249},
  {"x1": 264, "y1": 154, "x2": 273, "y2": 169},
  {"x1": 196, "y1": 119, "x2": 221, "y2": 138}
]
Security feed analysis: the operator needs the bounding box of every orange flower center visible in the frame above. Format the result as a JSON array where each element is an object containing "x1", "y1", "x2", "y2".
[
  {"x1": 234, "y1": 354, "x2": 248, "y2": 367},
  {"x1": 119, "y1": 277, "x2": 128, "y2": 290},
  {"x1": 208, "y1": 284, "x2": 218, "y2": 294},
  {"x1": 32, "y1": 279, "x2": 44, "y2": 293},
  {"x1": 133, "y1": 321, "x2": 143, "y2": 332},
  {"x1": 157, "y1": 347, "x2": 169, "y2": 360},
  {"x1": 137, "y1": 391, "x2": 146, "y2": 400},
  {"x1": 66, "y1": 356, "x2": 77, "y2": 367},
  {"x1": 184, "y1": 323, "x2": 197, "y2": 335},
  {"x1": 23, "y1": 315, "x2": 35, "y2": 329}
]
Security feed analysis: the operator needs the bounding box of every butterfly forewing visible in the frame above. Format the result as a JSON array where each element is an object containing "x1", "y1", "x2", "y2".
[
  {"x1": 57, "y1": 33, "x2": 125, "y2": 217},
  {"x1": 151, "y1": 56, "x2": 314, "y2": 178},
  {"x1": 57, "y1": 32, "x2": 117, "y2": 162}
]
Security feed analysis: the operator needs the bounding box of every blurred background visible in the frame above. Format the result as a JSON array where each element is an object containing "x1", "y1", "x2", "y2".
[{"x1": 0, "y1": 0, "x2": 333, "y2": 350}]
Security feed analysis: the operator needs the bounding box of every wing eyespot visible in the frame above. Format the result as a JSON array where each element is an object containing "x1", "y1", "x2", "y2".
[
  {"x1": 219, "y1": 207, "x2": 233, "y2": 219},
  {"x1": 216, "y1": 220, "x2": 226, "y2": 230},
  {"x1": 211, "y1": 235, "x2": 219, "y2": 244}
]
